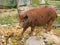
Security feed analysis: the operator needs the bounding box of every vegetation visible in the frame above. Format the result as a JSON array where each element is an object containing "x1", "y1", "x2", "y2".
[
  {"x1": 31, "y1": 0, "x2": 49, "y2": 6},
  {"x1": 56, "y1": 4, "x2": 60, "y2": 8},
  {"x1": 57, "y1": 16, "x2": 60, "y2": 23},
  {"x1": 0, "y1": 15, "x2": 18, "y2": 26},
  {"x1": 31, "y1": 0, "x2": 40, "y2": 6},
  {"x1": 53, "y1": 16, "x2": 60, "y2": 24}
]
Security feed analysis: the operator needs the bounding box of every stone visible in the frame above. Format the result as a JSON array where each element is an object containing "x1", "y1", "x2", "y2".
[{"x1": 25, "y1": 36, "x2": 45, "y2": 45}]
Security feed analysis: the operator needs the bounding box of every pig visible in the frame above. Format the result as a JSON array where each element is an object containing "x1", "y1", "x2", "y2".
[{"x1": 18, "y1": 6, "x2": 57, "y2": 36}]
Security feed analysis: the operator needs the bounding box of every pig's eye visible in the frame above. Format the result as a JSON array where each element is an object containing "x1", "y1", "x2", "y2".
[
  {"x1": 22, "y1": 20, "x2": 24, "y2": 22},
  {"x1": 24, "y1": 15, "x2": 28, "y2": 19}
]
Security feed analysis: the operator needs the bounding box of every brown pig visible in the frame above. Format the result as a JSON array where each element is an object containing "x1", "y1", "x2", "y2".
[{"x1": 18, "y1": 6, "x2": 57, "y2": 36}]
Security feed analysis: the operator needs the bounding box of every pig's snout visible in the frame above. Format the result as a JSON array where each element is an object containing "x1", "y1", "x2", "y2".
[{"x1": 19, "y1": 21, "x2": 24, "y2": 27}]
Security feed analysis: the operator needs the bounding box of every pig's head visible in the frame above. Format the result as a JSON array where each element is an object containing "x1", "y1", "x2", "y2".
[{"x1": 18, "y1": 14, "x2": 28, "y2": 27}]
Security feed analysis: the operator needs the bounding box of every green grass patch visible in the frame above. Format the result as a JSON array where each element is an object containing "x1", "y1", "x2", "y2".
[
  {"x1": 31, "y1": 0, "x2": 49, "y2": 6},
  {"x1": 31, "y1": 0, "x2": 40, "y2": 6},
  {"x1": 53, "y1": 15, "x2": 60, "y2": 24},
  {"x1": 56, "y1": 4, "x2": 60, "y2": 8},
  {"x1": 57, "y1": 16, "x2": 60, "y2": 20},
  {"x1": 0, "y1": 15, "x2": 18, "y2": 26},
  {"x1": 57, "y1": 16, "x2": 60, "y2": 23}
]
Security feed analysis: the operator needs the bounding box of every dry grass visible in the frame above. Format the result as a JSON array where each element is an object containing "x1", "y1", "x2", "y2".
[{"x1": 0, "y1": 25, "x2": 60, "y2": 45}]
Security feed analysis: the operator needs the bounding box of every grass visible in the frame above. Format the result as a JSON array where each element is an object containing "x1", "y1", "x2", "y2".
[
  {"x1": 53, "y1": 16, "x2": 60, "y2": 24},
  {"x1": 0, "y1": 15, "x2": 18, "y2": 26},
  {"x1": 31, "y1": 0, "x2": 49, "y2": 6},
  {"x1": 31, "y1": 0, "x2": 40, "y2": 6},
  {"x1": 56, "y1": 4, "x2": 60, "y2": 8},
  {"x1": 56, "y1": 16, "x2": 60, "y2": 23},
  {"x1": 57, "y1": 16, "x2": 60, "y2": 20}
]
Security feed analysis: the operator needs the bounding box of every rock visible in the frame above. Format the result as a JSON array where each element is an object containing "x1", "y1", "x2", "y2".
[{"x1": 25, "y1": 36, "x2": 45, "y2": 45}]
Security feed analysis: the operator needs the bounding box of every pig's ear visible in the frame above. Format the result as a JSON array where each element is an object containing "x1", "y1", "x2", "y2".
[
  {"x1": 24, "y1": 15, "x2": 28, "y2": 19},
  {"x1": 19, "y1": 15, "x2": 23, "y2": 19}
]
